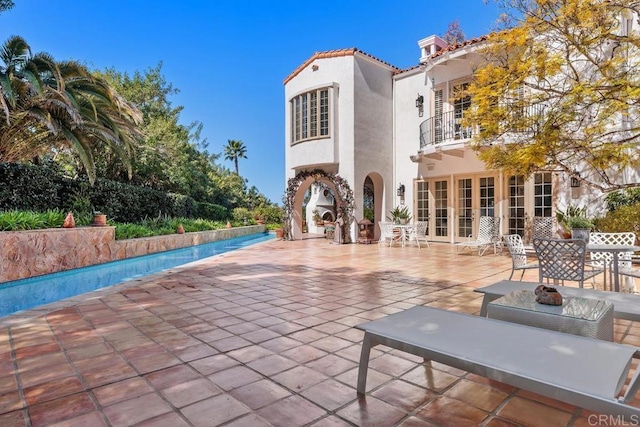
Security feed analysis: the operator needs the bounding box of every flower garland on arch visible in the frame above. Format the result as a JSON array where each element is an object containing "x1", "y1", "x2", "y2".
[{"x1": 282, "y1": 169, "x2": 355, "y2": 242}]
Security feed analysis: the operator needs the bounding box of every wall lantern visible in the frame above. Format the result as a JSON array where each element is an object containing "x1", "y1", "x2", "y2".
[
  {"x1": 397, "y1": 184, "x2": 406, "y2": 197},
  {"x1": 570, "y1": 171, "x2": 581, "y2": 188},
  {"x1": 416, "y1": 94, "x2": 424, "y2": 117}
]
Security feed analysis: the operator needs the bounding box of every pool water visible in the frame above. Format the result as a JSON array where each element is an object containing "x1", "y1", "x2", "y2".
[{"x1": 0, "y1": 232, "x2": 274, "y2": 317}]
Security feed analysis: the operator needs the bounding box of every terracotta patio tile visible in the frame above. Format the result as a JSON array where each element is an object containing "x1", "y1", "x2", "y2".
[
  {"x1": 119, "y1": 343, "x2": 167, "y2": 360},
  {"x1": 336, "y1": 395, "x2": 407, "y2": 427},
  {"x1": 80, "y1": 363, "x2": 138, "y2": 389},
  {"x1": 414, "y1": 395, "x2": 489, "y2": 425},
  {"x1": 260, "y1": 336, "x2": 303, "y2": 352},
  {"x1": 0, "y1": 409, "x2": 26, "y2": 427},
  {"x1": 144, "y1": 365, "x2": 201, "y2": 390},
  {"x1": 103, "y1": 392, "x2": 172, "y2": 426},
  {"x1": 0, "y1": 374, "x2": 19, "y2": 396},
  {"x1": 223, "y1": 413, "x2": 273, "y2": 427},
  {"x1": 208, "y1": 366, "x2": 263, "y2": 391},
  {"x1": 128, "y1": 352, "x2": 182, "y2": 374},
  {"x1": 309, "y1": 415, "x2": 354, "y2": 426},
  {"x1": 307, "y1": 354, "x2": 358, "y2": 377},
  {"x1": 14, "y1": 342, "x2": 61, "y2": 360},
  {"x1": 23, "y1": 376, "x2": 85, "y2": 406},
  {"x1": 171, "y1": 343, "x2": 218, "y2": 362},
  {"x1": 93, "y1": 377, "x2": 155, "y2": 407},
  {"x1": 240, "y1": 328, "x2": 281, "y2": 343},
  {"x1": 444, "y1": 378, "x2": 510, "y2": 412},
  {"x1": 28, "y1": 393, "x2": 95, "y2": 427},
  {"x1": 161, "y1": 377, "x2": 222, "y2": 408},
  {"x1": 483, "y1": 417, "x2": 523, "y2": 427},
  {"x1": 181, "y1": 394, "x2": 250, "y2": 426},
  {"x1": 210, "y1": 336, "x2": 252, "y2": 352},
  {"x1": 301, "y1": 378, "x2": 357, "y2": 411},
  {"x1": 335, "y1": 367, "x2": 392, "y2": 393},
  {"x1": 0, "y1": 390, "x2": 24, "y2": 414},
  {"x1": 134, "y1": 412, "x2": 191, "y2": 427},
  {"x1": 189, "y1": 354, "x2": 239, "y2": 375},
  {"x1": 247, "y1": 354, "x2": 298, "y2": 376},
  {"x1": 256, "y1": 395, "x2": 326, "y2": 427},
  {"x1": 65, "y1": 342, "x2": 113, "y2": 361},
  {"x1": 288, "y1": 329, "x2": 329, "y2": 343},
  {"x1": 369, "y1": 353, "x2": 419, "y2": 377},
  {"x1": 310, "y1": 336, "x2": 354, "y2": 353},
  {"x1": 267, "y1": 322, "x2": 308, "y2": 335},
  {"x1": 281, "y1": 344, "x2": 328, "y2": 363},
  {"x1": 400, "y1": 364, "x2": 461, "y2": 392},
  {"x1": 229, "y1": 378, "x2": 292, "y2": 409},
  {"x1": 19, "y1": 363, "x2": 76, "y2": 388},
  {"x1": 226, "y1": 345, "x2": 275, "y2": 363},
  {"x1": 371, "y1": 379, "x2": 435, "y2": 411},
  {"x1": 272, "y1": 365, "x2": 328, "y2": 391},
  {"x1": 48, "y1": 411, "x2": 107, "y2": 427},
  {"x1": 497, "y1": 396, "x2": 573, "y2": 426}
]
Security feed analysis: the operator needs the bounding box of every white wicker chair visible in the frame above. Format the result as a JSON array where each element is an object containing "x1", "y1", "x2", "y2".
[
  {"x1": 378, "y1": 221, "x2": 400, "y2": 247},
  {"x1": 590, "y1": 232, "x2": 637, "y2": 291},
  {"x1": 408, "y1": 221, "x2": 430, "y2": 249},
  {"x1": 504, "y1": 234, "x2": 538, "y2": 280},
  {"x1": 455, "y1": 216, "x2": 501, "y2": 256}
]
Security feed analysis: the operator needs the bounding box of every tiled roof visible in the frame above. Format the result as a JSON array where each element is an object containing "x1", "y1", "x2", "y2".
[
  {"x1": 428, "y1": 35, "x2": 488, "y2": 60},
  {"x1": 285, "y1": 35, "x2": 490, "y2": 81},
  {"x1": 283, "y1": 48, "x2": 399, "y2": 84},
  {"x1": 394, "y1": 35, "x2": 489, "y2": 75}
]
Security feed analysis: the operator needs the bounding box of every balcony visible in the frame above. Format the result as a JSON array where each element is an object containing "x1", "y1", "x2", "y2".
[{"x1": 419, "y1": 111, "x2": 473, "y2": 149}]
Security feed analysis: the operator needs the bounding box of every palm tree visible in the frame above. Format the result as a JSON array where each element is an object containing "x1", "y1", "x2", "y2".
[
  {"x1": 223, "y1": 139, "x2": 247, "y2": 175},
  {"x1": 0, "y1": 36, "x2": 142, "y2": 183}
]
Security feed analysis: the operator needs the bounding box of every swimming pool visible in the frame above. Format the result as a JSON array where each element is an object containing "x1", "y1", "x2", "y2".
[{"x1": 0, "y1": 232, "x2": 275, "y2": 317}]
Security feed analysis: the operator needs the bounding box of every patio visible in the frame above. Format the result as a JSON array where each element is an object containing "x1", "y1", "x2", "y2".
[{"x1": 0, "y1": 237, "x2": 637, "y2": 426}]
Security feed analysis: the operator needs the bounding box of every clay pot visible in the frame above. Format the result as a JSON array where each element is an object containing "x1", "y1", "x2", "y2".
[
  {"x1": 226, "y1": 221, "x2": 232, "y2": 229},
  {"x1": 92, "y1": 213, "x2": 107, "y2": 227},
  {"x1": 177, "y1": 224, "x2": 185, "y2": 234},
  {"x1": 62, "y1": 212, "x2": 75, "y2": 228},
  {"x1": 275, "y1": 228, "x2": 284, "y2": 239}
]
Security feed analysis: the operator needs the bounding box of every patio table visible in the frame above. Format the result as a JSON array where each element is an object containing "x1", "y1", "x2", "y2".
[
  {"x1": 487, "y1": 289, "x2": 614, "y2": 341},
  {"x1": 393, "y1": 224, "x2": 414, "y2": 247},
  {"x1": 587, "y1": 243, "x2": 640, "y2": 292}
]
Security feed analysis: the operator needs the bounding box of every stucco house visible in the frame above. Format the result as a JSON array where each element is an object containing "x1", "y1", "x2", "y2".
[{"x1": 283, "y1": 33, "x2": 620, "y2": 244}]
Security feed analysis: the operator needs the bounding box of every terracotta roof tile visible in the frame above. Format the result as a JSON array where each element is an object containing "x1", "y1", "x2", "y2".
[
  {"x1": 427, "y1": 35, "x2": 488, "y2": 60},
  {"x1": 283, "y1": 48, "x2": 399, "y2": 84}
]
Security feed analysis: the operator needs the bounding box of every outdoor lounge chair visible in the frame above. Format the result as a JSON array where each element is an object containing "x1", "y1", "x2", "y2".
[
  {"x1": 356, "y1": 306, "x2": 640, "y2": 417},
  {"x1": 503, "y1": 234, "x2": 538, "y2": 280},
  {"x1": 455, "y1": 216, "x2": 501, "y2": 256}
]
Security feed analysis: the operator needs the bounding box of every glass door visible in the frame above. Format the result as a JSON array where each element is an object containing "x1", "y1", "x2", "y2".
[
  {"x1": 457, "y1": 178, "x2": 473, "y2": 239},
  {"x1": 433, "y1": 179, "x2": 449, "y2": 241}
]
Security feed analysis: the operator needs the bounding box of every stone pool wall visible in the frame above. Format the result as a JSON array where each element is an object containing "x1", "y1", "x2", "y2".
[{"x1": 0, "y1": 225, "x2": 266, "y2": 283}]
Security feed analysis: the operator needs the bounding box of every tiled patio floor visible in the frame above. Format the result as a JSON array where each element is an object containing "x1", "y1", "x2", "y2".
[{"x1": 0, "y1": 237, "x2": 638, "y2": 426}]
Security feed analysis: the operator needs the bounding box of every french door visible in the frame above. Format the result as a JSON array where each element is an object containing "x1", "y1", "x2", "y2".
[
  {"x1": 455, "y1": 174, "x2": 498, "y2": 241},
  {"x1": 415, "y1": 178, "x2": 450, "y2": 242}
]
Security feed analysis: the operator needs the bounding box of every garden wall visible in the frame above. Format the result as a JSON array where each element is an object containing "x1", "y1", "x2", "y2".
[{"x1": 0, "y1": 225, "x2": 266, "y2": 283}]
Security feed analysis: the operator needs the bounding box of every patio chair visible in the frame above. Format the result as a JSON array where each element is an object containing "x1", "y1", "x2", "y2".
[
  {"x1": 408, "y1": 221, "x2": 430, "y2": 249},
  {"x1": 533, "y1": 238, "x2": 603, "y2": 288},
  {"x1": 590, "y1": 232, "x2": 639, "y2": 292},
  {"x1": 503, "y1": 234, "x2": 538, "y2": 280},
  {"x1": 378, "y1": 221, "x2": 400, "y2": 247},
  {"x1": 455, "y1": 216, "x2": 501, "y2": 256}
]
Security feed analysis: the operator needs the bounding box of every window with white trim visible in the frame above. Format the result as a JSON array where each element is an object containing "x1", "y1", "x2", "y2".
[{"x1": 290, "y1": 88, "x2": 330, "y2": 144}]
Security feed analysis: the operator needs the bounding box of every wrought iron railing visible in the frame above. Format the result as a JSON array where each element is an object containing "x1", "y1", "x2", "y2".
[
  {"x1": 419, "y1": 111, "x2": 473, "y2": 149},
  {"x1": 419, "y1": 104, "x2": 546, "y2": 149}
]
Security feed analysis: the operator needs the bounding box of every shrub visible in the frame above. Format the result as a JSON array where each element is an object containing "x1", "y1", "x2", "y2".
[
  {"x1": 232, "y1": 207, "x2": 251, "y2": 222},
  {"x1": 594, "y1": 202, "x2": 640, "y2": 244}
]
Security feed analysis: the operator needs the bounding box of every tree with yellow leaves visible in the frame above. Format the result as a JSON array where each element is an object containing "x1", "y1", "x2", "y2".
[{"x1": 466, "y1": 0, "x2": 640, "y2": 192}]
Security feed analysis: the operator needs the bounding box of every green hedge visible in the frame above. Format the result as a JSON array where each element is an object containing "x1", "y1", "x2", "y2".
[{"x1": 0, "y1": 162, "x2": 228, "y2": 222}]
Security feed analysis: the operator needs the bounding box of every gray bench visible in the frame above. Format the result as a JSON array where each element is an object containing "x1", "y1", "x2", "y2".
[
  {"x1": 475, "y1": 280, "x2": 640, "y2": 320},
  {"x1": 356, "y1": 306, "x2": 640, "y2": 416}
]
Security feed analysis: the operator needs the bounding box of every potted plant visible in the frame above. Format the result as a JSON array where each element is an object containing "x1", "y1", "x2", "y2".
[
  {"x1": 387, "y1": 206, "x2": 412, "y2": 225},
  {"x1": 312, "y1": 209, "x2": 323, "y2": 226},
  {"x1": 567, "y1": 216, "x2": 594, "y2": 242},
  {"x1": 92, "y1": 211, "x2": 107, "y2": 227},
  {"x1": 556, "y1": 204, "x2": 592, "y2": 241}
]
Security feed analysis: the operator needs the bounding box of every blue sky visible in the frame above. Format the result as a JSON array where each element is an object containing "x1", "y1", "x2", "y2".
[{"x1": 0, "y1": 1, "x2": 501, "y2": 204}]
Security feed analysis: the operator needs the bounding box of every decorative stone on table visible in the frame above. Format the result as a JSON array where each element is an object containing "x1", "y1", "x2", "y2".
[{"x1": 534, "y1": 284, "x2": 563, "y2": 306}]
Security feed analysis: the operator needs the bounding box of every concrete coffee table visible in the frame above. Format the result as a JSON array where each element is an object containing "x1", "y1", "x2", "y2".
[{"x1": 487, "y1": 290, "x2": 614, "y2": 341}]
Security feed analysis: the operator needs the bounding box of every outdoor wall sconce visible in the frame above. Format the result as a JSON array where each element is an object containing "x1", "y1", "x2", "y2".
[
  {"x1": 397, "y1": 184, "x2": 405, "y2": 197},
  {"x1": 570, "y1": 171, "x2": 581, "y2": 188},
  {"x1": 415, "y1": 94, "x2": 424, "y2": 117}
]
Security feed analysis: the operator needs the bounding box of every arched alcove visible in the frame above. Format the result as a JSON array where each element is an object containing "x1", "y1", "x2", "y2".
[{"x1": 283, "y1": 170, "x2": 355, "y2": 242}]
